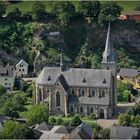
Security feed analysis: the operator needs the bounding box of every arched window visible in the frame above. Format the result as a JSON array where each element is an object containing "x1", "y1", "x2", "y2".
[
  {"x1": 81, "y1": 89, "x2": 85, "y2": 96},
  {"x1": 90, "y1": 106, "x2": 93, "y2": 113},
  {"x1": 102, "y1": 90, "x2": 105, "y2": 97},
  {"x1": 92, "y1": 90, "x2": 95, "y2": 97},
  {"x1": 72, "y1": 89, "x2": 75, "y2": 95},
  {"x1": 80, "y1": 106, "x2": 83, "y2": 113},
  {"x1": 56, "y1": 91, "x2": 60, "y2": 107},
  {"x1": 70, "y1": 106, "x2": 74, "y2": 113}
]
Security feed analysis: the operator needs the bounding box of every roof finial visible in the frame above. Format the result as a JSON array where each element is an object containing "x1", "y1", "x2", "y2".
[{"x1": 60, "y1": 53, "x2": 64, "y2": 72}]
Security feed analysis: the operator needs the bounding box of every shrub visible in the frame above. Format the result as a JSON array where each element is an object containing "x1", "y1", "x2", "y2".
[
  {"x1": 56, "y1": 117, "x2": 63, "y2": 125},
  {"x1": 62, "y1": 120, "x2": 70, "y2": 127},
  {"x1": 71, "y1": 114, "x2": 82, "y2": 126},
  {"x1": 48, "y1": 116, "x2": 56, "y2": 125},
  {"x1": 101, "y1": 128, "x2": 110, "y2": 139},
  {"x1": 89, "y1": 113, "x2": 96, "y2": 119}
]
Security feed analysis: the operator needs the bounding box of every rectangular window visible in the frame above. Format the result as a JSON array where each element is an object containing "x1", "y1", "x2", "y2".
[
  {"x1": 19, "y1": 69, "x2": 21, "y2": 71},
  {"x1": 5, "y1": 83, "x2": 7, "y2": 86},
  {"x1": 22, "y1": 69, "x2": 24, "y2": 71},
  {"x1": 5, "y1": 78, "x2": 7, "y2": 80}
]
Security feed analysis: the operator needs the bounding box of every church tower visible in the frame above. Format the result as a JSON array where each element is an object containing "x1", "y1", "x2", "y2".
[{"x1": 101, "y1": 23, "x2": 117, "y2": 114}]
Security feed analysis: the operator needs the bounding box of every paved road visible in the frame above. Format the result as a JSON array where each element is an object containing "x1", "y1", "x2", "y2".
[{"x1": 97, "y1": 102, "x2": 135, "y2": 128}]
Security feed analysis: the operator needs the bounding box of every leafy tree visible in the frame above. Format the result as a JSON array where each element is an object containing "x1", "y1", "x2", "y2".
[
  {"x1": 56, "y1": 117, "x2": 63, "y2": 125},
  {"x1": 0, "y1": 84, "x2": 6, "y2": 95},
  {"x1": 101, "y1": 128, "x2": 110, "y2": 139},
  {"x1": 134, "y1": 4, "x2": 140, "y2": 11},
  {"x1": 8, "y1": 8, "x2": 22, "y2": 21},
  {"x1": 32, "y1": 2, "x2": 47, "y2": 20},
  {"x1": 77, "y1": 1, "x2": 101, "y2": 20},
  {"x1": 71, "y1": 114, "x2": 82, "y2": 126},
  {"x1": 98, "y1": 2, "x2": 122, "y2": 26},
  {"x1": 24, "y1": 103, "x2": 49, "y2": 125},
  {"x1": 0, "y1": 2, "x2": 6, "y2": 18},
  {"x1": 127, "y1": 104, "x2": 140, "y2": 116},
  {"x1": 119, "y1": 113, "x2": 131, "y2": 126},
  {"x1": 52, "y1": 1, "x2": 76, "y2": 25},
  {"x1": 48, "y1": 116, "x2": 56, "y2": 125},
  {"x1": 0, "y1": 121, "x2": 36, "y2": 139}
]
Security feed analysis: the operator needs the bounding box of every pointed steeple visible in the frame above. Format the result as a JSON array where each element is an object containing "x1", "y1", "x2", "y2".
[{"x1": 102, "y1": 23, "x2": 115, "y2": 63}]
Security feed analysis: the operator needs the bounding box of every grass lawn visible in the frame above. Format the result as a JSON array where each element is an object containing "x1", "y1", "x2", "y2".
[{"x1": 6, "y1": 1, "x2": 140, "y2": 14}]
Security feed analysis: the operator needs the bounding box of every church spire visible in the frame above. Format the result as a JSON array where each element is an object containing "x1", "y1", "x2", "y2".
[{"x1": 102, "y1": 23, "x2": 115, "y2": 63}]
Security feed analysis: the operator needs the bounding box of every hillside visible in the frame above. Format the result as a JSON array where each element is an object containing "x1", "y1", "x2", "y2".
[{"x1": 0, "y1": 1, "x2": 140, "y2": 73}]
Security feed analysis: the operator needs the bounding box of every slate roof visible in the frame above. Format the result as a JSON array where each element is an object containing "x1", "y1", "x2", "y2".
[
  {"x1": 70, "y1": 123, "x2": 93, "y2": 139},
  {"x1": 16, "y1": 59, "x2": 28, "y2": 67},
  {"x1": 35, "y1": 122, "x2": 51, "y2": 131},
  {"x1": 119, "y1": 68, "x2": 140, "y2": 77},
  {"x1": 110, "y1": 126, "x2": 140, "y2": 139},
  {"x1": 50, "y1": 125, "x2": 68, "y2": 134},
  {"x1": 69, "y1": 95, "x2": 109, "y2": 105},
  {"x1": 36, "y1": 67, "x2": 111, "y2": 88}
]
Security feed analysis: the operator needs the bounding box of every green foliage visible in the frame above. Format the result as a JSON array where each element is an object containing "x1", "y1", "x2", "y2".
[
  {"x1": 89, "y1": 113, "x2": 96, "y2": 119},
  {"x1": 77, "y1": 1, "x2": 101, "y2": 20},
  {"x1": 48, "y1": 116, "x2": 56, "y2": 125},
  {"x1": 118, "y1": 113, "x2": 131, "y2": 126},
  {"x1": 7, "y1": 7, "x2": 22, "y2": 21},
  {"x1": 134, "y1": 4, "x2": 140, "y2": 11},
  {"x1": 0, "y1": 91, "x2": 27, "y2": 118},
  {"x1": 24, "y1": 103, "x2": 49, "y2": 125},
  {"x1": 71, "y1": 114, "x2": 82, "y2": 126},
  {"x1": 56, "y1": 117, "x2": 63, "y2": 125},
  {"x1": 0, "y1": 2, "x2": 6, "y2": 17},
  {"x1": 0, "y1": 121, "x2": 36, "y2": 139},
  {"x1": 101, "y1": 128, "x2": 110, "y2": 139},
  {"x1": 98, "y1": 2, "x2": 122, "y2": 26},
  {"x1": 127, "y1": 104, "x2": 140, "y2": 116},
  {"x1": 117, "y1": 81, "x2": 132, "y2": 102},
  {"x1": 52, "y1": 1, "x2": 76, "y2": 25},
  {"x1": 31, "y1": 2, "x2": 47, "y2": 20},
  {"x1": 0, "y1": 84, "x2": 6, "y2": 95}
]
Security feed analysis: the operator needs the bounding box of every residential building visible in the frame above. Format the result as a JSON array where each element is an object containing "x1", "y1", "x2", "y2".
[
  {"x1": 0, "y1": 65, "x2": 15, "y2": 90},
  {"x1": 36, "y1": 24, "x2": 117, "y2": 118},
  {"x1": 16, "y1": 59, "x2": 28, "y2": 77},
  {"x1": 118, "y1": 68, "x2": 140, "y2": 89},
  {"x1": 110, "y1": 126, "x2": 140, "y2": 139}
]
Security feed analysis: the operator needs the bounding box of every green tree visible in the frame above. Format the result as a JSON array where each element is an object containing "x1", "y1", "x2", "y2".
[
  {"x1": 48, "y1": 116, "x2": 56, "y2": 125},
  {"x1": 134, "y1": 4, "x2": 140, "y2": 11},
  {"x1": 0, "y1": 84, "x2": 6, "y2": 95},
  {"x1": 71, "y1": 114, "x2": 82, "y2": 126},
  {"x1": 0, "y1": 2, "x2": 6, "y2": 18},
  {"x1": 52, "y1": 1, "x2": 76, "y2": 25},
  {"x1": 119, "y1": 113, "x2": 131, "y2": 126},
  {"x1": 24, "y1": 103, "x2": 49, "y2": 125},
  {"x1": 0, "y1": 121, "x2": 36, "y2": 139},
  {"x1": 77, "y1": 1, "x2": 101, "y2": 20},
  {"x1": 32, "y1": 2, "x2": 47, "y2": 20},
  {"x1": 98, "y1": 2, "x2": 122, "y2": 26}
]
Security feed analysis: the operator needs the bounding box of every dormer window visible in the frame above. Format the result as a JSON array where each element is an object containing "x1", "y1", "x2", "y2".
[
  {"x1": 83, "y1": 77, "x2": 86, "y2": 83},
  {"x1": 103, "y1": 78, "x2": 106, "y2": 84},
  {"x1": 48, "y1": 76, "x2": 51, "y2": 81}
]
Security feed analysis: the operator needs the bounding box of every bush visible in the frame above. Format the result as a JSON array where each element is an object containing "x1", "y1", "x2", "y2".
[
  {"x1": 101, "y1": 128, "x2": 110, "y2": 139},
  {"x1": 62, "y1": 120, "x2": 70, "y2": 127},
  {"x1": 119, "y1": 113, "x2": 131, "y2": 126},
  {"x1": 89, "y1": 113, "x2": 96, "y2": 119},
  {"x1": 49, "y1": 116, "x2": 56, "y2": 125},
  {"x1": 71, "y1": 114, "x2": 82, "y2": 126},
  {"x1": 0, "y1": 84, "x2": 6, "y2": 95},
  {"x1": 56, "y1": 117, "x2": 63, "y2": 125}
]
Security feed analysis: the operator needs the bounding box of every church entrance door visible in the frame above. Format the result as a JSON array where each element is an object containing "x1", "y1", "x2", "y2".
[{"x1": 99, "y1": 108, "x2": 104, "y2": 118}]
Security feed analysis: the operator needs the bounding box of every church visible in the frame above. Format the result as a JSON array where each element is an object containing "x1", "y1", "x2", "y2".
[{"x1": 36, "y1": 24, "x2": 117, "y2": 119}]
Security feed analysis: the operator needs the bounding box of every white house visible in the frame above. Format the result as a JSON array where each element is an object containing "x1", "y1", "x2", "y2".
[
  {"x1": 0, "y1": 65, "x2": 15, "y2": 90},
  {"x1": 16, "y1": 59, "x2": 28, "y2": 77}
]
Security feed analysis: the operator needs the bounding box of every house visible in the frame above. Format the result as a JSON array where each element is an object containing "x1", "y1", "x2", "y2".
[
  {"x1": 0, "y1": 64, "x2": 15, "y2": 90},
  {"x1": 118, "y1": 68, "x2": 140, "y2": 89},
  {"x1": 39, "y1": 125, "x2": 68, "y2": 140},
  {"x1": 68, "y1": 123, "x2": 93, "y2": 139},
  {"x1": 16, "y1": 59, "x2": 28, "y2": 77},
  {"x1": 36, "y1": 24, "x2": 117, "y2": 119},
  {"x1": 118, "y1": 11, "x2": 140, "y2": 21},
  {"x1": 110, "y1": 126, "x2": 140, "y2": 139}
]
